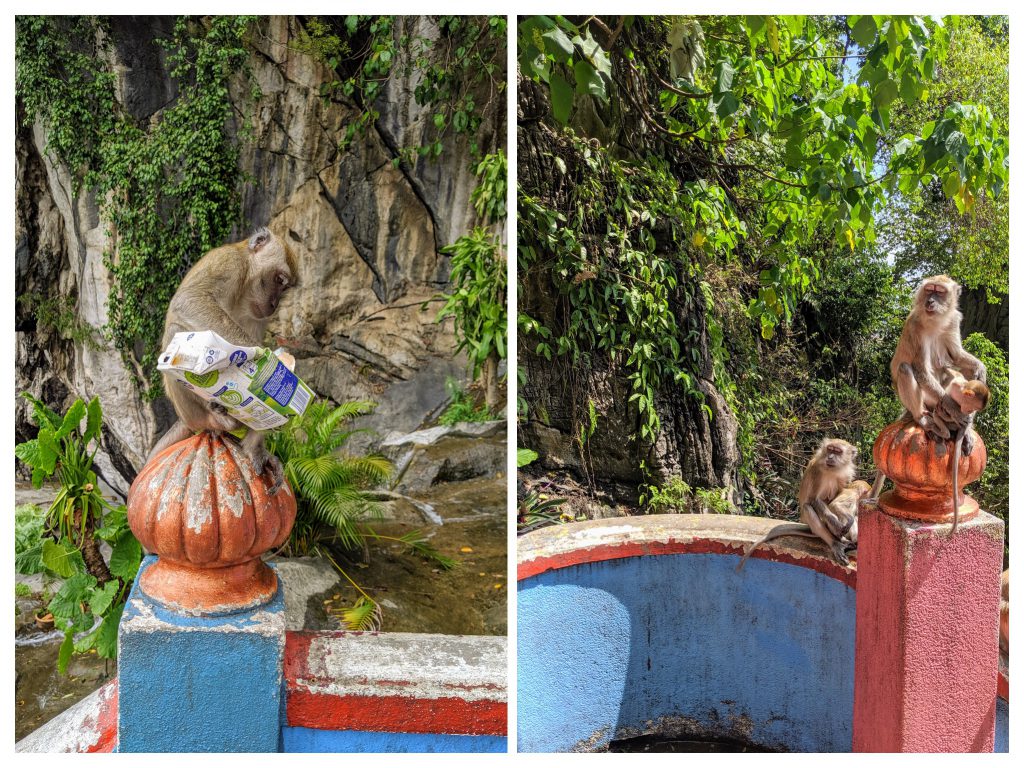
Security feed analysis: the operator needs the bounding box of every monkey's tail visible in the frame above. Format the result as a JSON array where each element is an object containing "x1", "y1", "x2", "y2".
[
  {"x1": 950, "y1": 433, "x2": 962, "y2": 536},
  {"x1": 735, "y1": 523, "x2": 814, "y2": 573}
]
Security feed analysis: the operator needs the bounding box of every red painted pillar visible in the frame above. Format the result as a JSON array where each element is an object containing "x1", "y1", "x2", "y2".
[{"x1": 853, "y1": 422, "x2": 1004, "y2": 752}]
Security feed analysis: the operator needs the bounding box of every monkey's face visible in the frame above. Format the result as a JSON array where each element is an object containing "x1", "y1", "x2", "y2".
[
  {"x1": 954, "y1": 381, "x2": 990, "y2": 414},
  {"x1": 251, "y1": 269, "x2": 293, "y2": 319},
  {"x1": 823, "y1": 441, "x2": 855, "y2": 468},
  {"x1": 917, "y1": 276, "x2": 959, "y2": 317}
]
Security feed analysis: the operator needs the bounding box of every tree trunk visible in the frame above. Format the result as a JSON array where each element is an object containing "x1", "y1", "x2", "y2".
[
  {"x1": 73, "y1": 506, "x2": 114, "y2": 585},
  {"x1": 517, "y1": 72, "x2": 740, "y2": 505}
]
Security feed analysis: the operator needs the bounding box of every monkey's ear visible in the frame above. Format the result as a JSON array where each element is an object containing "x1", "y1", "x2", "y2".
[{"x1": 248, "y1": 227, "x2": 272, "y2": 253}]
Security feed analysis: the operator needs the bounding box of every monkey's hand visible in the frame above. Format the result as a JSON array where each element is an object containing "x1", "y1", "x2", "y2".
[
  {"x1": 240, "y1": 430, "x2": 285, "y2": 494},
  {"x1": 920, "y1": 413, "x2": 951, "y2": 441},
  {"x1": 254, "y1": 451, "x2": 285, "y2": 495}
]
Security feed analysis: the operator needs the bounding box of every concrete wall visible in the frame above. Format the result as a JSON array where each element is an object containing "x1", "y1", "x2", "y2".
[{"x1": 517, "y1": 514, "x2": 1007, "y2": 753}]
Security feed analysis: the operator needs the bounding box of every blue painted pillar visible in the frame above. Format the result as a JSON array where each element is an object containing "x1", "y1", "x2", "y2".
[{"x1": 117, "y1": 556, "x2": 286, "y2": 752}]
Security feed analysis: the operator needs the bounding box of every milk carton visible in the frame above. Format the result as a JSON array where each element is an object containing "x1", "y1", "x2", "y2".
[{"x1": 157, "y1": 330, "x2": 313, "y2": 431}]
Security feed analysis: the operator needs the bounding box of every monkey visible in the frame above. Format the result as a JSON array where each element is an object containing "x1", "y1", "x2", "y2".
[
  {"x1": 870, "y1": 275, "x2": 986, "y2": 500},
  {"x1": 147, "y1": 227, "x2": 299, "y2": 493},
  {"x1": 935, "y1": 370, "x2": 990, "y2": 534},
  {"x1": 796, "y1": 438, "x2": 859, "y2": 559},
  {"x1": 736, "y1": 480, "x2": 871, "y2": 572}
]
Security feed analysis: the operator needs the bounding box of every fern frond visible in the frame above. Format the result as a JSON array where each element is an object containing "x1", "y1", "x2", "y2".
[{"x1": 341, "y1": 596, "x2": 382, "y2": 631}]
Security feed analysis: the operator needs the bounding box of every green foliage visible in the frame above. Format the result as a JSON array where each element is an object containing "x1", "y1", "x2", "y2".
[
  {"x1": 964, "y1": 333, "x2": 1008, "y2": 525},
  {"x1": 266, "y1": 399, "x2": 392, "y2": 551},
  {"x1": 519, "y1": 14, "x2": 1007, "y2": 341},
  {"x1": 517, "y1": 448, "x2": 540, "y2": 468},
  {"x1": 15, "y1": 504, "x2": 46, "y2": 575},
  {"x1": 296, "y1": 15, "x2": 506, "y2": 160},
  {"x1": 518, "y1": 15, "x2": 614, "y2": 120},
  {"x1": 16, "y1": 16, "x2": 256, "y2": 398},
  {"x1": 641, "y1": 477, "x2": 732, "y2": 515},
  {"x1": 438, "y1": 151, "x2": 508, "y2": 393},
  {"x1": 266, "y1": 399, "x2": 454, "y2": 629},
  {"x1": 518, "y1": 15, "x2": 1008, "y2": 516},
  {"x1": 439, "y1": 379, "x2": 494, "y2": 425},
  {"x1": 519, "y1": 139, "x2": 718, "y2": 442},
  {"x1": 14, "y1": 394, "x2": 139, "y2": 671}
]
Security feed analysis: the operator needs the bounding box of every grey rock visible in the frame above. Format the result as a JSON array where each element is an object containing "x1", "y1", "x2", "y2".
[
  {"x1": 16, "y1": 17, "x2": 506, "y2": 490},
  {"x1": 271, "y1": 556, "x2": 341, "y2": 631}
]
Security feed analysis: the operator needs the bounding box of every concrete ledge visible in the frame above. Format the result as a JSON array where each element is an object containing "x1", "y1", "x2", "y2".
[
  {"x1": 284, "y1": 630, "x2": 507, "y2": 737},
  {"x1": 518, "y1": 514, "x2": 856, "y2": 586},
  {"x1": 15, "y1": 681, "x2": 117, "y2": 753}
]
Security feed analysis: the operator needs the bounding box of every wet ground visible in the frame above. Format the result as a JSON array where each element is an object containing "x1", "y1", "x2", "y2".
[
  {"x1": 15, "y1": 594, "x2": 114, "y2": 742},
  {"x1": 305, "y1": 474, "x2": 507, "y2": 635}
]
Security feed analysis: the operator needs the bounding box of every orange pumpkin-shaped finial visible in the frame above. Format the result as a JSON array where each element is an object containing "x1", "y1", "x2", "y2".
[
  {"x1": 873, "y1": 420, "x2": 986, "y2": 525},
  {"x1": 127, "y1": 433, "x2": 295, "y2": 615}
]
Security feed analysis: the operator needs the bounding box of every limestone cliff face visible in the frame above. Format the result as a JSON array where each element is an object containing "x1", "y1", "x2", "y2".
[{"x1": 15, "y1": 16, "x2": 505, "y2": 495}]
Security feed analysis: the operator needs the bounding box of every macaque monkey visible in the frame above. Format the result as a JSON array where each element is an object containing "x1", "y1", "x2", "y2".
[
  {"x1": 870, "y1": 275, "x2": 986, "y2": 500},
  {"x1": 890, "y1": 275, "x2": 986, "y2": 438},
  {"x1": 736, "y1": 480, "x2": 870, "y2": 573},
  {"x1": 936, "y1": 370, "x2": 990, "y2": 534},
  {"x1": 148, "y1": 227, "x2": 299, "y2": 492},
  {"x1": 796, "y1": 438, "x2": 859, "y2": 562}
]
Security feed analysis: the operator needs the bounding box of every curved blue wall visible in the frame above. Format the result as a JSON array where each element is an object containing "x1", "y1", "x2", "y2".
[{"x1": 518, "y1": 552, "x2": 857, "y2": 752}]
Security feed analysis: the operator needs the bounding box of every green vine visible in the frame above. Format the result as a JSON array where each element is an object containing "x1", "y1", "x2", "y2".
[
  {"x1": 519, "y1": 133, "x2": 744, "y2": 443},
  {"x1": 16, "y1": 16, "x2": 257, "y2": 398},
  {"x1": 294, "y1": 15, "x2": 506, "y2": 160}
]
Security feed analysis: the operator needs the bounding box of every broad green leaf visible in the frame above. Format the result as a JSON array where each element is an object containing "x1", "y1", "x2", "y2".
[
  {"x1": 713, "y1": 60, "x2": 735, "y2": 95},
  {"x1": 851, "y1": 15, "x2": 878, "y2": 48},
  {"x1": 549, "y1": 72, "x2": 573, "y2": 125},
  {"x1": 96, "y1": 603, "x2": 124, "y2": 659},
  {"x1": 872, "y1": 79, "x2": 899, "y2": 109},
  {"x1": 942, "y1": 171, "x2": 962, "y2": 198},
  {"x1": 42, "y1": 538, "x2": 83, "y2": 578},
  {"x1": 517, "y1": 448, "x2": 539, "y2": 468},
  {"x1": 49, "y1": 573, "x2": 96, "y2": 622},
  {"x1": 109, "y1": 535, "x2": 142, "y2": 580},
  {"x1": 574, "y1": 59, "x2": 606, "y2": 100},
  {"x1": 89, "y1": 581, "x2": 120, "y2": 616},
  {"x1": 541, "y1": 27, "x2": 574, "y2": 63},
  {"x1": 57, "y1": 632, "x2": 74, "y2": 674},
  {"x1": 83, "y1": 397, "x2": 102, "y2": 443},
  {"x1": 766, "y1": 17, "x2": 780, "y2": 55},
  {"x1": 55, "y1": 400, "x2": 86, "y2": 440}
]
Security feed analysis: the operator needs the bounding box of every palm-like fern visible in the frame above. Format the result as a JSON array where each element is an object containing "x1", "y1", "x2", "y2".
[
  {"x1": 266, "y1": 400, "x2": 392, "y2": 551},
  {"x1": 266, "y1": 399, "x2": 456, "y2": 629}
]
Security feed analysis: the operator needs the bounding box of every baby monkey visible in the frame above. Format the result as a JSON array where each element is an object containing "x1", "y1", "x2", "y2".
[
  {"x1": 936, "y1": 370, "x2": 990, "y2": 534},
  {"x1": 737, "y1": 480, "x2": 870, "y2": 572}
]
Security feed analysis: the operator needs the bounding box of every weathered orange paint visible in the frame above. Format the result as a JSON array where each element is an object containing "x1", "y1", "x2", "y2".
[
  {"x1": 873, "y1": 420, "x2": 986, "y2": 524},
  {"x1": 127, "y1": 433, "x2": 296, "y2": 614}
]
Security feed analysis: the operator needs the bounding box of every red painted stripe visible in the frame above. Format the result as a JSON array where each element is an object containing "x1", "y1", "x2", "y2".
[
  {"x1": 998, "y1": 670, "x2": 1009, "y2": 702},
  {"x1": 517, "y1": 536, "x2": 857, "y2": 587},
  {"x1": 286, "y1": 691, "x2": 507, "y2": 736},
  {"x1": 85, "y1": 680, "x2": 118, "y2": 753}
]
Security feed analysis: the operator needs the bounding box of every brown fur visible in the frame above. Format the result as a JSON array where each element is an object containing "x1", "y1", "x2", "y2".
[
  {"x1": 736, "y1": 479, "x2": 870, "y2": 573},
  {"x1": 148, "y1": 227, "x2": 298, "y2": 491}
]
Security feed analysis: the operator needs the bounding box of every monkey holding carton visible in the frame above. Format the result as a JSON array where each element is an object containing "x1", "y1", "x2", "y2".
[{"x1": 158, "y1": 330, "x2": 314, "y2": 433}]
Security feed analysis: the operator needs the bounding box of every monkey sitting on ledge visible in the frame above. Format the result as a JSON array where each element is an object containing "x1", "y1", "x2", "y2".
[{"x1": 147, "y1": 227, "x2": 299, "y2": 493}]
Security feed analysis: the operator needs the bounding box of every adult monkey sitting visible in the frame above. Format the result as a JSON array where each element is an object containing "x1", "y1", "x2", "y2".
[
  {"x1": 147, "y1": 227, "x2": 299, "y2": 493},
  {"x1": 869, "y1": 275, "x2": 986, "y2": 500}
]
